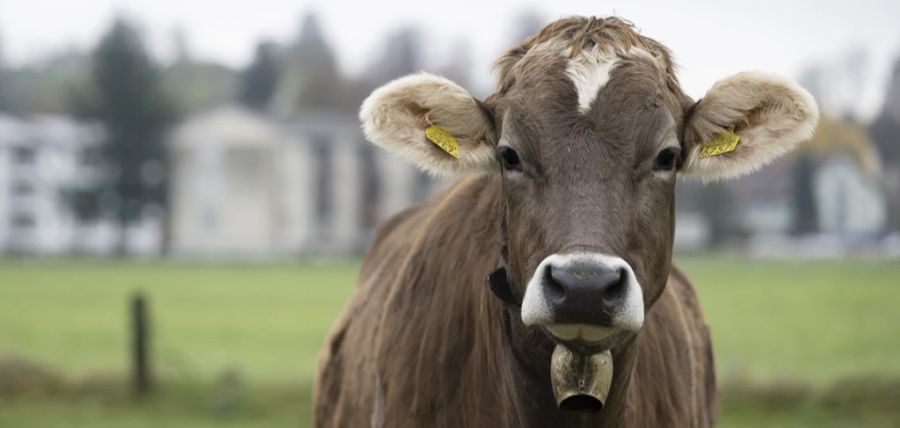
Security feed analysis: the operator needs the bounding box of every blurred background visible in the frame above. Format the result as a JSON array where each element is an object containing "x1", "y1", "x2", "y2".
[{"x1": 0, "y1": 0, "x2": 898, "y2": 427}]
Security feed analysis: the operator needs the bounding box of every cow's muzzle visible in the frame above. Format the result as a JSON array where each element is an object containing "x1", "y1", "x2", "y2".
[
  {"x1": 521, "y1": 253, "x2": 644, "y2": 340},
  {"x1": 551, "y1": 345, "x2": 613, "y2": 412}
]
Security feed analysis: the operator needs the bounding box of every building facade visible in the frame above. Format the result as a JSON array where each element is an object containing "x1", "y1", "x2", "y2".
[
  {"x1": 168, "y1": 106, "x2": 442, "y2": 257},
  {"x1": 0, "y1": 114, "x2": 115, "y2": 254}
]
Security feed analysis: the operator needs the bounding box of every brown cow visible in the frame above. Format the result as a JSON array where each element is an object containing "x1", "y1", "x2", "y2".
[{"x1": 315, "y1": 17, "x2": 818, "y2": 427}]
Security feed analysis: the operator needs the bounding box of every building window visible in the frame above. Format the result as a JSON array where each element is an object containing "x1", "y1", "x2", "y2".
[
  {"x1": 312, "y1": 136, "x2": 333, "y2": 235},
  {"x1": 13, "y1": 146, "x2": 37, "y2": 165}
]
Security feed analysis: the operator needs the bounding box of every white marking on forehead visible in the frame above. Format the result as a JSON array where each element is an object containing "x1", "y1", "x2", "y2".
[
  {"x1": 565, "y1": 46, "x2": 620, "y2": 113},
  {"x1": 520, "y1": 40, "x2": 667, "y2": 114}
]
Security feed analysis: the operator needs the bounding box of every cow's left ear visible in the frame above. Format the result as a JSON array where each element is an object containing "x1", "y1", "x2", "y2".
[
  {"x1": 360, "y1": 73, "x2": 496, "y2": 176},
  {"x1": 681, "y1": 72, "x2": 819, "y2": 180}
]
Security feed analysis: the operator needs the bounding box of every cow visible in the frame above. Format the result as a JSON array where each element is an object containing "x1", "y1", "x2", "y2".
[{"x1": 314, "y1": 16, "x2": 818, "y2": 427}]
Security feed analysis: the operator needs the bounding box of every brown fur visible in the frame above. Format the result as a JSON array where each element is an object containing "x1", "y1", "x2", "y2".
[
  {"x1": 316, "y1": 17, "x2": 722, "y2": 427},
  {"x1": 494, "y1": 17, "x2": 681, "y2": 98},
  {"x1": 315, "y1": 175, "x2": 716, "y2": 427}
]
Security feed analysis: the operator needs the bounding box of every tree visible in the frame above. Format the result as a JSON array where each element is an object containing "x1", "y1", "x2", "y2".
[
  {"x1": 0, "y1": 48, "x2": 92, "y2": 115},
  {"x1": 238, "y1": 41, "x2": 279, "y2": 110},
  {"x1": 695, "y1": 182, "x2": 736, "y2": 247},
  {"x1": 274, "y1": 12, "x2": 344, "y2": 112},
  {"x1": 68, "y1": 19, "x2": 177, "y2": 255},
  {"x1": 368, "y1": 27, "x2": 422, "y2": 85},
  {"x1": 869, "y1": 57, "x2": 900, "y2": 230},
  {"x1": 0, "y1": 31, "x2": 6, "y2": 111},
  {"x1": 799, "y1": 48, "x2": 869, "y2": 120}
]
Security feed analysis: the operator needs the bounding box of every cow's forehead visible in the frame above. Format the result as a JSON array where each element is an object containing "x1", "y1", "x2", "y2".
[
  {"x1": 492, "y1": 17, "x2": 684, "y2": 123},
  {"x1": 497, "y1": 47, "x2": 677, "y2": 144},
  {"x1": 513, "y1": 41, "x2": 671, "y2": 108}
]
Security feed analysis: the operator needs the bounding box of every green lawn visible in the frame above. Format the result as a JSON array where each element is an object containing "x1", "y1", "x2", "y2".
[
  {"x1": 678, "y1": 255, "x2": 900, "y2": 384},
  {"x1": 0, "y1": 256, "x2": 898, "y2": 427},
  {"x1": 0, "y1": 261, "x2": 358, "y2": 384}
]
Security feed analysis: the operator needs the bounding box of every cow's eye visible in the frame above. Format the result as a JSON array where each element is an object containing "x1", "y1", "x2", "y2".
[
  {"x1": 497, "y1": 146, "x2": 522, "y2": 172},
  {"x1": 654, "y1": 147, "x2": 682, "y2": 171}
]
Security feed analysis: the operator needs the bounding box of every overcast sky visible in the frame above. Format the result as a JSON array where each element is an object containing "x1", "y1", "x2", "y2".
[{"x1": 2, "y1": 0, "x2": 899, "y2": 119}]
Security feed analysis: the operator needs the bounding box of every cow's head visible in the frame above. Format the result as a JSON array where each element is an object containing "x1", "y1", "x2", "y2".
[{"x1": 361, "y1": 15, "x2": 816, "y2": 374}]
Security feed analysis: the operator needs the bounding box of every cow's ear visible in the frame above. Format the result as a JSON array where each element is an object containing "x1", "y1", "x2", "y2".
[
  {"x1": 360, "y1": 73, "x2": 496, "y2": 176},
  {"x1": 681, "y1": 72, "x2": 819, "y2": 180}
]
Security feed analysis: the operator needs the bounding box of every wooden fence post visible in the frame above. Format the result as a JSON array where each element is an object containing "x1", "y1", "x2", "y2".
[{"x1": 131, "y1": 292, "x2": 152, "y2": 395}]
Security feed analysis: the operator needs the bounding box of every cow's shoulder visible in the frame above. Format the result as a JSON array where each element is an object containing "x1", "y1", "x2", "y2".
[
  {"x1": 359, "y1": 201, "x2": 430, "y2": 280},
  {"x1": 361, "y1": 174, "x2": 500, "y2": 278},
  {"x1": 626, "y1": 266, "x2": 717, "y2": 427}
]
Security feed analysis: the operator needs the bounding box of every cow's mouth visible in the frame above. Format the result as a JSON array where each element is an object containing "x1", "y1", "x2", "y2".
[
  {"x1": 547, "y1": 323, "x2": 616, "y2": 342},
  {"x1": 550, "y1": 345, "x2": 613, "y2": 413},
  {"x1": 544, "y1": 323, "x2": 626, "y2": 356}
]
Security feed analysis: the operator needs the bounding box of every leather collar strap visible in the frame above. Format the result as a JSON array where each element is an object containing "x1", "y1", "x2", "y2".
[
  {"x1": 486, "y1": 159, "x2": 521, "y2": 307},
  {"x1": 487, "y1": 266, "x2": 518, "y2": 306}
]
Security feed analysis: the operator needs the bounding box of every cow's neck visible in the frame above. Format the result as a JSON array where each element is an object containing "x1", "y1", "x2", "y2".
[
  {"x1": 491, "y1": 171, "x2": 642, "y2": 424},
  {"x1": 500, "y1": 301, "x2": 641, "y2": 426}
]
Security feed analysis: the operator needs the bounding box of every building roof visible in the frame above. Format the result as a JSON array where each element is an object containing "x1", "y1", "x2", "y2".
[
  {"x1": 171, "y1": 105, "x2": 365, "y2": 149},
  {"x1": 0, "y1": 113, "x2": 100, "y2": 149},
  {"x1": 169, "y1": 104, "x2": 290, "y2": 150}
]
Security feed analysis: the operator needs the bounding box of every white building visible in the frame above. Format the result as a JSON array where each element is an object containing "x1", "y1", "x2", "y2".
[
  {"x1": 0, "y1": 113, "x2": 117, "y2": 254},
  {"x1": 815, "y1": 154, "x2": 886, "y2": 235},
  {"x1": 0, "y1": 107, "x2": 443, "y2": 258},
  {"x1": 168, "y1": 106, "x2": 442, "y2": 257}
]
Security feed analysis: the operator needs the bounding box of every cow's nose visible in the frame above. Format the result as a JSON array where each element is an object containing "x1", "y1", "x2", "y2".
[
  {"x1": 521, "y1": 253, "x2": 644, "y2": 333},
  {"x1": 543, "y1": 263, "x2": 627, "y2": 325}
]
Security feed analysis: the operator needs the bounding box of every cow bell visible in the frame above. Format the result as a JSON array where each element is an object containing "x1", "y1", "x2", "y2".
[{"x1": 550, "y1": 345, "x2": 613, "y2": 412}]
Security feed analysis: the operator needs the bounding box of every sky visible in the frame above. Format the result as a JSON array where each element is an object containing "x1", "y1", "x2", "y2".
[{"x1": 1, "y1": 0, "x2": 899, "y2": 119}]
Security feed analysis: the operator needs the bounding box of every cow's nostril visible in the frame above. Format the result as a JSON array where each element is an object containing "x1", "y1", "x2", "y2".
[
  {"x1": 601, "y1": 268, "x2": 628, "y2": 305},
  {"x1": 544, "y1": 265, "x2": 566, "y2": 300}
]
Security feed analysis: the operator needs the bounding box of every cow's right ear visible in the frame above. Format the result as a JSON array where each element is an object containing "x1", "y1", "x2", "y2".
[{"x1": 360, "y1": 73, "x2": 497, "y2": 176}]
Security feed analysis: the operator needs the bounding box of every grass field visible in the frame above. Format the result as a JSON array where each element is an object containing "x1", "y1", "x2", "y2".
[{"x1": 0, "y1": 256, "x2": 898, "y2": 427}]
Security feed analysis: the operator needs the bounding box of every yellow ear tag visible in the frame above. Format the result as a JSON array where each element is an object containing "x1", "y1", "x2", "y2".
[
  {"x1": 424, "y1": 125, "x2": 459, "y2": 159},
  {"x1": 699, "y1": 128, "x2": 741, "y2": 159}
]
